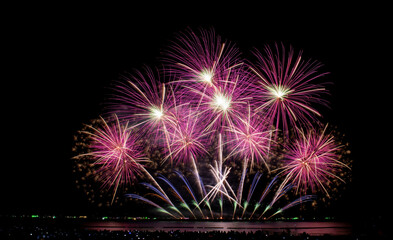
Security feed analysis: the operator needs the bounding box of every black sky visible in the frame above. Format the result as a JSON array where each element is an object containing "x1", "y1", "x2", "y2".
[{"x1": 3, "y1": 4, "x2": 391, "y2": 220}]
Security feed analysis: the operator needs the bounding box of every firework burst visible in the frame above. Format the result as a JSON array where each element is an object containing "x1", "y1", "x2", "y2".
[
  {"x1": 163, "y1": 107, "x2": 211, "y2": 197},
  {"x1": 107, "y1": 67, "x2": 177, "y2": 138},
  {"x1": 163, "y1": 28, "x2": 242, "y2": 88},
  {"x1": 249, "y1": 43, "x2": 329, "y2": 136},
  {"x1": 164, "y1": 28, "x2": 253, "y2": 133},
  {"x1": 225, "y1": 104, "x2": 274, "y2": 169},
  {"x1": 279, "y1": 125, "x2": 349, "y2": 197},
  {"x1": 184, "y1": 66, "x2": 253, "y2": 133},
  {"x1": 224, "y1": 103, "x2": 274, "y2": 206},
  {"x1": 77, "y1": 115, "x2": 149, "y2": 202},
  {"x1": 163, "y1": 107, "x2": 209, "y2": 165}
]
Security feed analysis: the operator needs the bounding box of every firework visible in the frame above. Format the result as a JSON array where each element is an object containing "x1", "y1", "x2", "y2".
[
  {"x1": 224, "y1": 103, "x2": 273, "y2": 212},
  {"x1": 127, "y1": 137, "x2": 314, "y2": 220},
  {"x1": 174, "y1": 170, "x2": 208, "y2": 218},
  {"x1": 225, "y1": 103, "x2": 274, "y2": 169},
  {"x1": 183, "y1": 66, "x2": 253, "y2": 133},
  {"x1": 128, "y1": 167, "x2": 312, "y2": 220},
  {"x1": 164, "y1": 28, "x2": 253, "y2": 133},
  {"x1": 240, "y1": 171, "x2": 262, "y2": 218},
  {"x1": 279, "y1": 125, "x2": 349, "y2": 196},
  {"x1": 268, "y1": 195, "x2": 315, "y2": 220},
  {"x1": 73, "y1": 28, "x2": 351, "y2": 219},
  {"x1": 203, "y1": 160, "x2": 239, "y2": 207},
  {"x1": 159, "y1": 105, "x2": 212, "y2": 199},
  {"x1": 163, "y1": 28, "x2": 242, "y2": 88},
  {"x1": 107, "y1": 67, "x2": 177, "y2": 138},
  {"x1": 126, "y1": 194, "x2": 178, "y2": 219},
  {"x1": 77, "y1": 115, "x2": 148, "y2": 202},
  {"x1": 163, "y1": 107, "x2": 209, "y2": 165},
  {"x1": 249, "y1": 43, "x2": 329, "y2": 136}
]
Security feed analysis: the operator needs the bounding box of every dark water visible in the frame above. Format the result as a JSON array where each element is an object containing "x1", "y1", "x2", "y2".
[{"x1": 83, "y1": 221, "x2": 352, "y2": 236}]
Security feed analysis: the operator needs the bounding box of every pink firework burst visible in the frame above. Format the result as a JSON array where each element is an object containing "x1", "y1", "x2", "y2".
[
  {"x1": 164, "y1": 107, "x2": 210, "y2": 165},
  {"x1": 108, "y1": 67, "x2": 177, "y2": 137},
  {"x1": 224, "y1": 104, "x2": 274, "y2": 205},
  {"x1": 82, "y1": 116, "x2": 149, "y2": 200},
  {"x1": 163, "y1": 107, "x2": 211, "y2": 198},
  {"x1": 183, "y1": 66, "x2": 253, "y2": 133},
  {"x1": 249, "y1": 43, "x2": 329, "y2": 136},
  {"x1": 163, "y1": 28, "x2": 253, "y2": 133},
  {"x1": 225, "y1": 104, "x2": 273, "y2": 170},
  {"x1": 280, "y1": 126, "x2": 348, "y2": 196},
  {"x1": 163, "y1": 27, "x2": 242, "y2": 88}
]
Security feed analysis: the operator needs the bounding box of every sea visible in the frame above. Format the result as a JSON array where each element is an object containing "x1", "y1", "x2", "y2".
[{"x1": 82, "y1": 221, "x2": 352, "y2": 236}]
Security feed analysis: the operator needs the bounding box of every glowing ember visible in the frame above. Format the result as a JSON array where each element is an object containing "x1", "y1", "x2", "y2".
[
  {"x1": 199, "y1": 70, "x2": 213, "y2": 84},
  {"x1": 149, "y1": 106, "x2": 164, "y2": 119},
  {"x1": 213, "y1": 92, "x2": 231, "y2": 111}
]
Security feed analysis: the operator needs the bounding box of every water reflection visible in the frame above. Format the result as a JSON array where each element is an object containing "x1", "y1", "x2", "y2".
[{"x1": 83, "y1": 221, "x2": 351, "y2": 236}]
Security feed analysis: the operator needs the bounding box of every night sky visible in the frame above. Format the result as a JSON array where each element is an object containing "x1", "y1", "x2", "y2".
[{"x1": 3, "y1": 4, "x2": 390, "y2": 221}]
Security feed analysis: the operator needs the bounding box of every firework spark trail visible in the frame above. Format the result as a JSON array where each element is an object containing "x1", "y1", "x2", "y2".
[
  {"x1": 125, "y1": 194, "x2": 177, "y2": 219},
  {"x1": 218, "y1": 133, "x2": 224, "y2": 216},
  {"x1": 232, "y1": 157, "x2": 248, "y2": 219},
  {"x1": 241, "y1": 171, "x2": 263, "y2": 218},
  {"x1": 258, "y1": 183, "x2": 292, "y2": 220},
  {"x1": 131, "y1": 173, "x2": 211, "y2": 219},
  {"x1": 157, "y1": 175, "x2": 196, "y2": 218},
  {"x1": 279, "y1": 125, "x2": 349, "y2": 196},
  {"x1": 174, "y1": 171, "x2": 206, "y2": 218},
  {"x1": 129, "y1": 180, "x2": 193, "y2": 219},
  {"x1": 195, "y1": 154, "x2": 243, "y2": 216},
  {"x1": 139, "y1": 182, "x2": 184, "y2": 218},
  {"x1": 174, "y1": 171, "x2": 198, "y2": 202},
  {"x1": 248, "y1": 175, "x2": 278, "y2": 219},
  {"x1": 127, "y1": 168, "x2": 315, "y2": 220},
  {"x1": 267, "y1": 195, "x2": 315, "y2": 220},
  {"x1": 199, "y1": 161, "x2": 237, "y2": 206},
  {"x1": 249, "y1": 43, "x2": 329, "y2": 137}
]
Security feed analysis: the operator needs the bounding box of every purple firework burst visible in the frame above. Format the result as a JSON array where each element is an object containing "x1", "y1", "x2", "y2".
[
  {"x1": 82, "y1": 116, "x2": 148, "y2": 199},
  {"x1": 225, "y1": 104, "x2": 273, "y2": 170},
  {"x1": 280, "y1": 126, "x2": 348, "y2": 196},
  {"x1": 249, "y1": 43, "x2": 329, "y2": 136},
  {"x1": 164, "y1": 28, "x2": 242, "y2": 88},
  {"x1": 108, "y1": 67, "x2": 177, "y2": 138},
  {"x1": 183, "y1": 66, "x2": 253, "y2": 133},
  {"x1": 163, "y1": 107, "x2": 210, "y2": 165},
  {"x1": 163, "y1": 28, "x2": 252, "y2": 133}
]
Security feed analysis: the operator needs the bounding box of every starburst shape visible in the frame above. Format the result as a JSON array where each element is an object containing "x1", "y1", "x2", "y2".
[
  {"x1": 279, "y1": 126, "x2": 348, "y2": 196},
  {"x1": 250, "y1": 43, "x2": 329, "y2": 136},
  {"x1": 225, "y1": 104, "x2": 273, "y2": 170},
  {"x1": 79, "y1": 115, "x2": 148, "y2": 201}
]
